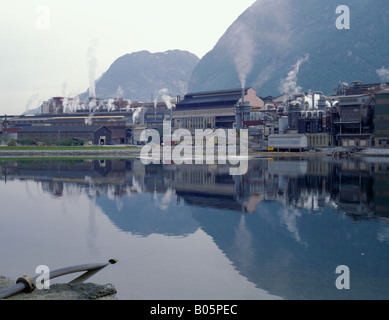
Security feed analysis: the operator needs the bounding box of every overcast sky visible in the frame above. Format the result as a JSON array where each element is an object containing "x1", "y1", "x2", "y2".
[{"x1": 0, "y1": 0, "x2": 257, "y2": 115}]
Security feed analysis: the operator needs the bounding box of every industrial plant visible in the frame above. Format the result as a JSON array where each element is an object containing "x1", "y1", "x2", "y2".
[{"x1": 1, "y1": 81, "x2": 389, "y2": 151}]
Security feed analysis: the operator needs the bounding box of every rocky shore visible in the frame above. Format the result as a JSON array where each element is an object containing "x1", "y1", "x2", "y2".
[{"x1": 0, "y1": 276, "x2": 117, "y2": 300}]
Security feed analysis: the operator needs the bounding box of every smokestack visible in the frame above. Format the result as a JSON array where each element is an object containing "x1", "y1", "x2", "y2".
[{"x1": 241, "y1": 87, "x2": 245, "y2": 105}]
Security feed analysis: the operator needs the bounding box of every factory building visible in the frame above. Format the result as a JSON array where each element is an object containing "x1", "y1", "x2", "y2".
[
  {"x1": 2, "y1": 81, "x2": 388, "y2": 151},
  {"x1": 173, "y1": 88, "x2": 264, "y2": 133},
  {"x1": 1, "y1": 96, "x2": 177, "y2": 145},
  {"x1": 297, "y1": 111, "x2": 331, "y2": 147},
  {"x1": 332, "y1": 94, "x2": 375, "y2": 147},
  {"x1": 40, "y1": 97, "x2": 132, "y2": 114},
  {"x1": 344, "y1": 81, "x2": 389, "y2": 96},
  {"x1": 46, "y1": 116, "x2": 127, "y2": 144},
  {"x1": 139, "y1": 102, "x2": 172, "y2": 128},
  {"x1": 283, "y1": 92, "x2": 333, "y2": 148},
  {"x1": 17, "y1": 125, "x2": 112, "y2": 145},
  {"x1": 4, "y1": 113, "x2": 128, "y2": 145},
  {"x1": 375, "y1": 88, "x2": 389, "y2": 147},
  {"x1": 41, "y1": 97, "x2": 65, "y2": 114}
]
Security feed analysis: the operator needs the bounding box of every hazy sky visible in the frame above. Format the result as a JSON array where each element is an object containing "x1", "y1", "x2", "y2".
[{"x1": 0, "y1": 0, "x2": 257, "y2": 115}]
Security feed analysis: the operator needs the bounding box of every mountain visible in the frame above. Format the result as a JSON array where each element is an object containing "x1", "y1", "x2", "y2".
[
  {"x1": 83, "y1": 50, "x2": 199, "y2": 101},
  {"x1": 188, "y1": 0, "x2": 389, "y2": 97}
]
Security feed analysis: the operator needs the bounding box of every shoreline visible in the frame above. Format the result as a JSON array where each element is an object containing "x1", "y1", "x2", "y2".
[
  {"x1": 0, "y1": 146, "x2": 389, "y2": 159},
  {"x1": 0, "y1": 146, "x2": 141, "y2": 158}
]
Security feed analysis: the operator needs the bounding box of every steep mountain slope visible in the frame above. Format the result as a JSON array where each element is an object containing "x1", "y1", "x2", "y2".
[
  {"x1": 189, "y1": 0, "x2": 389, "y2": 96},
  {"x1": 83, "y1": 50, "x2": 199, "y2": 101}
]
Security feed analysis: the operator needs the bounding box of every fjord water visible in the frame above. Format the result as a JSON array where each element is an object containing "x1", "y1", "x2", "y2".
[{"x1": 0, "y1": 157, "x2": 389, "y2": 300}]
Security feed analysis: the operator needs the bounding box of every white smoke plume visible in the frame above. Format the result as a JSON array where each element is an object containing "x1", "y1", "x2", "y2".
[
  {"x1": 279, "y1": 54, "x2": 309, "y2": 94},
  {"x1": 154, "y1": 97, "x2": 158, "y2": 109},
  {"x1": 25, "y1": 93, "x2": 40, "y2": 113},
  {"x1": 87, "y1": 39, "x2": 99, "y2": 99},
  {"x1": 114, "y1": 85, "x2": 124, "y2": 98},
  {"x1": 107, "y1": 99, "x2": 115, "y2": 112},
  {"x1": 377, "y1": 67, "x2": 389, "y2": 82},
  {"x1": 126, "y1": 99, "x2": 132, "y2": 112},
  {"x1": 63, "y1": 97, "x2": 70, "y2": 112},
  {"x1": 71, "y1": 96, "x2": 80, "y2": 112},
  {"x1": 61, "y1": 82, "x2": 68, "y2": 97},
  {"x1": 85, "y1": 114, "x2": 94, "y2": 126},
  {"x1": 132, "y1": 107, "x2": 143, "y2": 123},
  {"x1": 159, "y1": 88, "x2": 173, "y2": 110},
  {"x1": 88, "y1": 98, "x2": 97, "y2": 113},
  {"x1": 228, "y1": 20, "x2": 256, "y2": 89}
]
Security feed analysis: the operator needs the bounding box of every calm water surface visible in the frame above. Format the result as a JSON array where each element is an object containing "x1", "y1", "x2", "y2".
[{"x1": 1, "y1": 157, "x2": 389, "y2": 300}]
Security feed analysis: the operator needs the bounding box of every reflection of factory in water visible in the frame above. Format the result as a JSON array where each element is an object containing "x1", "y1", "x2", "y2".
[
  {"x1": 2, "y1": 158, "x2": 389, "y2": 300},
  {"x1": 1, "y1": 158, "x2": 388, "y2": 221}
]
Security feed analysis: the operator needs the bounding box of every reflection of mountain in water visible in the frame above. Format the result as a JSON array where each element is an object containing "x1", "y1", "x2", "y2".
[
  {"x1": 97, "y1": 192, "x2": 198, "y2": 237},
  {"x1": 2, "y1": 157, "x2": 389, "y2": 299},
  {"x1": 192, "y1": 201, "x2": 389, "y2": 299}
]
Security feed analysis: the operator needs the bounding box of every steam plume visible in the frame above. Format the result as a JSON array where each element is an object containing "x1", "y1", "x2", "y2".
[
  {"x1": 159, "y1": 88, "x2": 173, "y2": 110},
  {"x1": 25, "y1": 93, "x2": 40, "y2": 113},
  {"x1": 154, "y1": 97, "x2": 158, "y2": 109},
  {"x1": 132, "y1": 107, "x2": 143, "y2": 123},
  {"x1": 88, "y1": 98, "x2": 97, "y2": 113},
  {"x1": 126, "y1": 99, "x2": 132, "y2": 112},
  {"x1": 85, "y1": 114, "x2": 94, "y2": 126},
  {"x1": 87, "y1": 39, "x2": 99, "y2": 98},
  {"x1": 63, "y1": 97, "x2": 69, "y2": 112},
  {"x1": 114, "y1": 85, "x2": 124, "y2": 98},
  {"x1": 71, "y1": 96, "x2": 80, "y2": 112},
  {"x1": 226, "y1": 20, "x2": 256, "y2": 89},
  {"x1": 107, "y1": 99, "x2": 114, "y2": 112},
  {"x1": 279, "y1": 54, "x2": 309, "y2": 94},
  {"x1": 377, "y1": 66, "x2": 389, "y2": 82}
]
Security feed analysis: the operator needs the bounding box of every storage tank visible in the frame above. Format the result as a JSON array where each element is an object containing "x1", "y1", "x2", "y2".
[
  {"x1": 279, "y1": 116, "x2": 288, "y2": 134},
  {"x1": 268, "y1": 134, "x2": 308, "y2": 151}
]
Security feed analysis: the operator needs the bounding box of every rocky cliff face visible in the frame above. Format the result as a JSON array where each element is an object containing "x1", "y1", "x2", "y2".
[{"x1": 188, "y1": 0, "x2": 389, "y2": 96}]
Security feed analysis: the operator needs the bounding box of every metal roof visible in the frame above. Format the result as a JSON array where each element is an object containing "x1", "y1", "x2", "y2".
[
  {"x1": 376, "y1": 88, "x2": 389, "y2": 95},
  {"x1": 268, "y1": 134, "x2": 307, "y2": 139},
  {"x1": 177, "y1": 88, "x2": 249, "y2": 107},
  {"x1": 18, "y1": 125, "x2": 108, "y2": 133}
]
